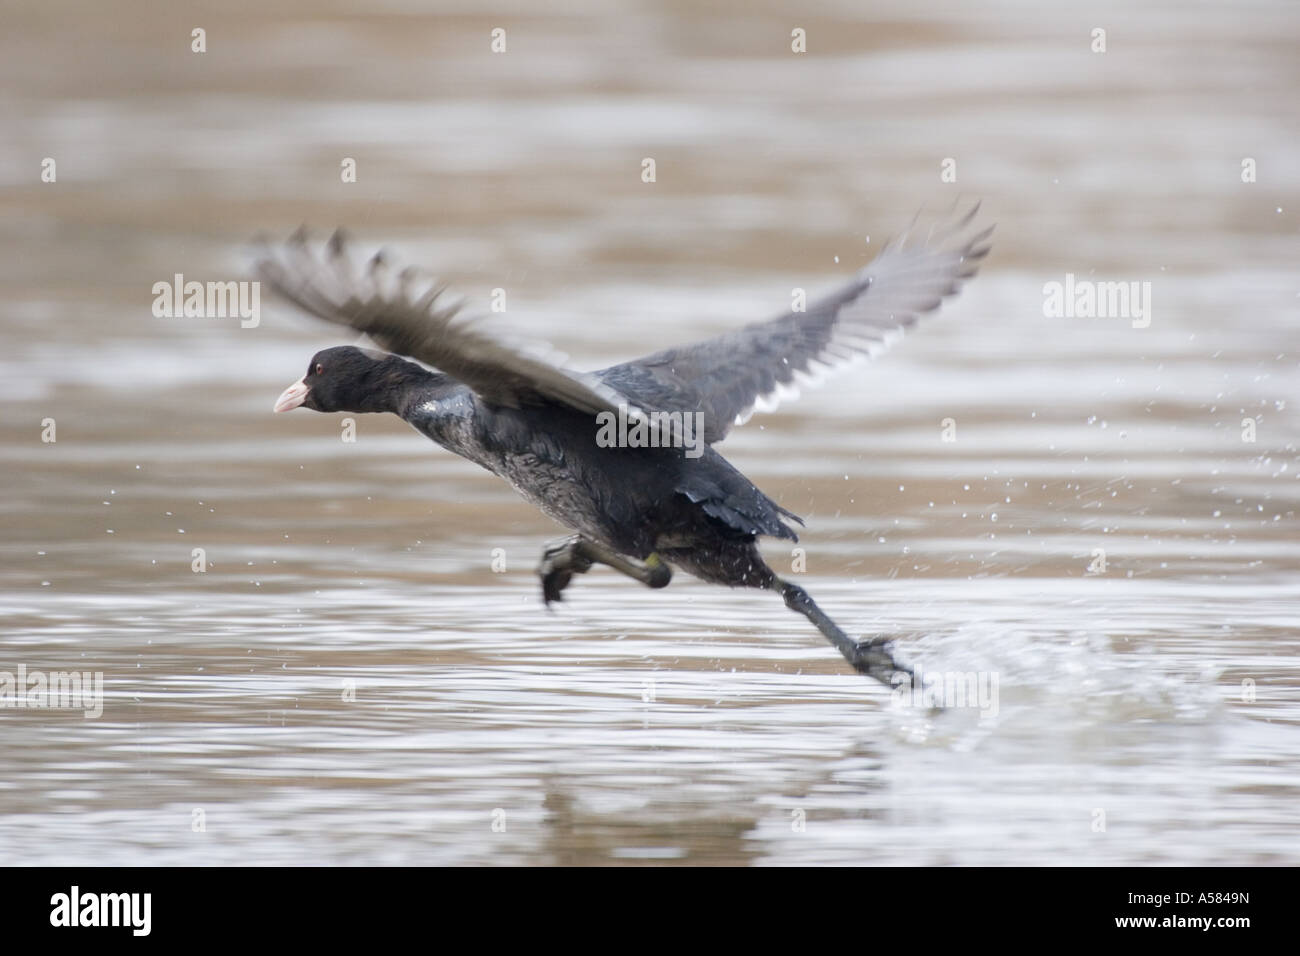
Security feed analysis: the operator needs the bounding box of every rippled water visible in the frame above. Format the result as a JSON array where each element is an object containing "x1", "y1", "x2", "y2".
[{"x1": 2, "y1": 0, "x2": 1298, "y2": 865}]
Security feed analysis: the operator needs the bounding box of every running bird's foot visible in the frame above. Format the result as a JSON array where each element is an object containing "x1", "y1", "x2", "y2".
[
  {"x1": 538, "y1": 535, "x2": 673, "y2": 605},
  {"x1": 539, "y1": 537, "x2": 593, "y2": 605},
  {"x1": 848, "y1": 636, "x2": 915, "y2": 688}
]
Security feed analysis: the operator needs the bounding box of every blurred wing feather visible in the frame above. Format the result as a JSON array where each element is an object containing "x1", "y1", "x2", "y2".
[
  {"x1": 599, "y1": 203, "x2": 993, "y2": 443},
  {"x1": 256, "y1": 230, "x2": 644, "y2": 419}
]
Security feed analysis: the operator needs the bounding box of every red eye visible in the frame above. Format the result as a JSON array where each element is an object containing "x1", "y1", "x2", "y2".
[{"x1": 315, "y1": 364, "x2": 324, "y2": 375}]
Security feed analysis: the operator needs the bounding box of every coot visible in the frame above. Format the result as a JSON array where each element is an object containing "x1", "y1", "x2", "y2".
[{"x1": 258, "y1": 205, "x2": 992, "y2": 687}]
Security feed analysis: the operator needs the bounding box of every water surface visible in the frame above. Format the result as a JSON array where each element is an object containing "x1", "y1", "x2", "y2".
[{"x1": 1, "y1": 0, "x2": 1297, "y2": 865}]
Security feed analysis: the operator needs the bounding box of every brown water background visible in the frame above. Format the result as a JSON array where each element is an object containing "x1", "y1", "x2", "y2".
[{"x1": 1, "y1": 0, "x2": 1298, "y2": 864}]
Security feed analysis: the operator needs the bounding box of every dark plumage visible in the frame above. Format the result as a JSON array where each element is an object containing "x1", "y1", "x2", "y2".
[{"x1": 259, "y1": 205, "x2": 992, "y2": 687}]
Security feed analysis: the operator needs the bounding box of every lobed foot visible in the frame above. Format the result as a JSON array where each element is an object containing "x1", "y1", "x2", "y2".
[
  {"x1": 847, "y1": 636, "x2": 915, "y2": 689},
  {"x1": 538, "y1": 535, "x2": 672, "y2": 605},
  {"x1": 538, "y1": 537, "x2": 592, "y2": 605}
]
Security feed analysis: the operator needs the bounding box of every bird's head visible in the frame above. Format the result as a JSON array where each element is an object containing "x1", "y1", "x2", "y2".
[{"x1": 274, "y1": 345, "x2": 395, "y2": 414}]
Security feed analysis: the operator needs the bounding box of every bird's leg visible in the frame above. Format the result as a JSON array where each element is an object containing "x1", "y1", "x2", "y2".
[
  {"x1": 771, "y1": 577, "x2": 914, "y2": 688},
  {"x1": 538, "y1": 535, "x2": 672, "y2": 605}
]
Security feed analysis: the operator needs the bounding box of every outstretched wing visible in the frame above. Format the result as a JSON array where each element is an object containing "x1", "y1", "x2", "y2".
[
  {"x1": 598, "y1": 203, "x2": 993, "y2": 444},
  {"x1": 256, "y1": 229, "x2": 644, "y2": 418}
]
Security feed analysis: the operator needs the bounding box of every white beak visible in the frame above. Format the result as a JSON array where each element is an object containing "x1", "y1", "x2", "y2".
[{"x1": 274, "y1": 378, "x2": 310, "y2": 413}]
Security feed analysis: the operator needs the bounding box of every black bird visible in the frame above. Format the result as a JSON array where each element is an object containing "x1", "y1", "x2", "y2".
[{"x1": 258, "y1": 205, "x2": 992, "y2": 687}]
